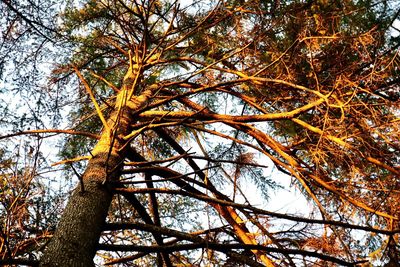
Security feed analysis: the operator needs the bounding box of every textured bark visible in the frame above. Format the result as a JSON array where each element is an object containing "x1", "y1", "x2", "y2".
[
  {"x1": 39, "y1": 181, "x2": 113, "y2": 267},
  {"x1": 40, "y1": 79, "x2": 154, "y2": 266}
]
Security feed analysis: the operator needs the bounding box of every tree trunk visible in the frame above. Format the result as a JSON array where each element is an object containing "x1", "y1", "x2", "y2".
[
  {"x1": 40, "y1": 76, "x2": 153, "y2": 266},
  {"x1": 39, "y1": 180, "x2": 113, "y2": 267}
]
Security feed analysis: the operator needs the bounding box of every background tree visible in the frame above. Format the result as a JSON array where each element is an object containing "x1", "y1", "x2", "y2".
[{"x1": 0, "y1": 0, "x2": 399, "y2": 266}]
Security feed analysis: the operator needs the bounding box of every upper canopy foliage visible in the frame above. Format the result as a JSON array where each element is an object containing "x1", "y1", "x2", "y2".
[{"x1": 1, "y1": 0, "x2": 399, "y2": 266}]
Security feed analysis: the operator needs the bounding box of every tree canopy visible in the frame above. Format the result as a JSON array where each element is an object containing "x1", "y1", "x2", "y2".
[{"x1": 0, "y1": 0, "x2": 399, "y2": 266}]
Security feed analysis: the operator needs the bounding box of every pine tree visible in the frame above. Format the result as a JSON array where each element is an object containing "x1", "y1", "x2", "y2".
[{"x1": 1, "y1": 0, "x2": 399, "y2": 266}]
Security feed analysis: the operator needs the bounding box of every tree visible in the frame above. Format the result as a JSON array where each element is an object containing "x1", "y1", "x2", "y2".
[{"x1": 0, "y1": 0, "x2": 399, "y2": 266}]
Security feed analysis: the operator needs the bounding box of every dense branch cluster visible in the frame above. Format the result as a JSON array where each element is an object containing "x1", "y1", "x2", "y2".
[{"x1": 0, "y1": 0, "x2": 399, "y2": 266}]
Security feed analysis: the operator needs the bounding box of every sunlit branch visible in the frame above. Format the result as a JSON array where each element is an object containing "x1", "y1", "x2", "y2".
[
  {"x1": 52, "y1": 156, "x2": 91, "y2": 167},
  {"x1": 177, "y1": 97, "x2": 388, "y2": 221},
  {"x1": 88, "y1": 70, "x2": 120, "y2": 93},
  {"x1": 73, "y1": 66, "x2": 110, "y2": 132},
  {"x1": 137, "y1": 97, "x2": 325, "y2": 122},
  {"x1": 0, "y1": 129, "x2": 100, "y2": 140},
  {"x1": 292, "y1": 118, "x2": 400, "y2": 176}
]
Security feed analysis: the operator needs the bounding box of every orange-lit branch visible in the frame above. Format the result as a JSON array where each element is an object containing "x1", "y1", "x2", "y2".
[
  {"x1": 0, "y1": 129, "x2": 99, "y2": 140},
  {"x1": 73, "y1": 66, "x2": 110, "y2": 132}
]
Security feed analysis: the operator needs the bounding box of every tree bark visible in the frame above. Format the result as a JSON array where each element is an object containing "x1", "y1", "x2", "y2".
[{"x1": 39, "y1": 180, "x2": 113, "y2": 267}]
